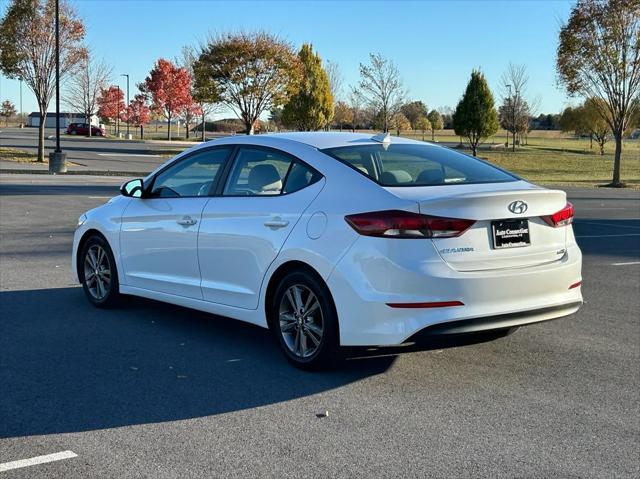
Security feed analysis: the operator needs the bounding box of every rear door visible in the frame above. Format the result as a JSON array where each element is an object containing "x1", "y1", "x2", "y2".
[
  {"x1": 119, "y1": 146, "x2": 232, "y2": 298},
  {"x1": 198, "y1": 146, "x2": 324, "y2": 309}
]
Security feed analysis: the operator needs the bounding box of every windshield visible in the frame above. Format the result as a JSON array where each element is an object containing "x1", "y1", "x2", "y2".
[{"x1": 321, "y1": 143, "x2": 517, "y2": 186}]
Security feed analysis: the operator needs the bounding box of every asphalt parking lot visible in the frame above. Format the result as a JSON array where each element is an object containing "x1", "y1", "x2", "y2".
[{"x1": 0, "y1": 174, "x2": 639, "y2": 478}]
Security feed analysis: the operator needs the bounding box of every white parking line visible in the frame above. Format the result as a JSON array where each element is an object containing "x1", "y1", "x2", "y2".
[
  {"x1": 0, "y1": 450, "x2": 77, "y2": 472},
  {"x1": 576, "y1": 233, "x2": 640, "y2": 238},
  {"x1": 576, "y1": 220, "x2": 640, "y2": 230},
  {"x1": 97, "y1": 153, "x2": 161, "y2": 157},
  {"x1": 611, "y1": 261, "x2": 640, "y2": 266}
]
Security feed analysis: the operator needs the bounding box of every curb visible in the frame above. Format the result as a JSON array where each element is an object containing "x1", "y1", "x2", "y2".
[{"x1": 0, "y1": 169, "x2": 148, "y2": 177}]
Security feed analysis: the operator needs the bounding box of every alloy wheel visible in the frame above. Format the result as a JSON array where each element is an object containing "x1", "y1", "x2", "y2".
[
  {"x1": 278, "y1": 284, "x2": 324, "y2": 358},
  {"x1": 83, "y1": 244, "x2": 112, "y2": 300}
]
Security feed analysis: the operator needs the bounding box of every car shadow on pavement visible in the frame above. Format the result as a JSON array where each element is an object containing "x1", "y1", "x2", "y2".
[{"x1": 0, "y1": 287, "x2": 502, "y2": 439}]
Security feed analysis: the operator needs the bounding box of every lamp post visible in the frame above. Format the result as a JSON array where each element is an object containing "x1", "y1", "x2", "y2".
[
  {"x1": 505, "y1": 84, "x2": 511, "y2": 148},
  {"x1": 513, "y1": 89, "x2": 519, "y2": 152},
  {"x1": 121, "y1": 74, "x2": 129, "y2": 137},
  {"x1": 116, "y1": 85, "x2": 121, "y2": 136},
  {"x1": 19, "y1": 78, "x2": 23, "y2": 128},
  {"x1": 48, "y1": 0, "x2": 66, "y2": 173}
]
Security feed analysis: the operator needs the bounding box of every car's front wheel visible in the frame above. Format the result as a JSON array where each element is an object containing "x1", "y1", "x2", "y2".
[
  {"x1": 79, "y1": 235, "x2": 121, "y2": 308},
  {"x1": 271, "y1": 270, "x2": 340, "y2": 370}
]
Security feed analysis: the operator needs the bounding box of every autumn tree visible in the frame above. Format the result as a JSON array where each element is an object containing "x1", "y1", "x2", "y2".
[
  {"x1": 400, "y1": 101, "x2": 428, "y2": 130},
  {"x1": 427, "y1": 109, "x2": 443, "y2": 141},
  {"x1": 97, "y1": 86, "x2": 124, "y2": 134},
  {"x1": 348, "y1": 87, "x2": 364, "y2": 131},
  {"x1": 282, "y1": 44, "x2": 333, "y2": 131},
  {"x1": 453, "y1": 70, "x2": 499, "y2": 156},
  {"x1": 63, "y1": 53, "x2": 111, "y2": 136},
  {"x1": 333, "y1": 100, "x2": 354, "y2": 131},
  {"x1": 0, "y1": 100, "x2": 17, "y2": 126},
  {"x1": 326, "y1": 60, "x2": 343, "y2": 122},
  {"x1": 0, "y1": 0, "x2": 85, "y2": 162},
  {"x1": 557, "y1": 0, "x2": 640, "y2": 186},
  {"x1": 141, "y1": 58, "x2": 193, "y2": 140},
  {"x1": 126, "y1": 94, "x2": 151, "y2": 139},
  {"x1": 389, "y1": 112, "x2": 410, "y2": 136},
  {"x1": 195, "y1": 31, "x2": 300, "y2": 135},
  {"x1": 415, "y1": 115, "x2": 431, "y2": 141},
  {"x1": 583, "y1": 98, "x2": 611, "y2": 155},
  {"x1": 358, "y1": 53, "x2": 405, "y2": 132},
  {"x1": 183, "y1": 45, "x2": 220, "y2": 141}
]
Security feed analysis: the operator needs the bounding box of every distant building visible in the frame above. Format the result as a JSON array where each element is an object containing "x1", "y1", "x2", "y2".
[{"x1": 27, "y1": 112, "x2": 99, "y2": 128}]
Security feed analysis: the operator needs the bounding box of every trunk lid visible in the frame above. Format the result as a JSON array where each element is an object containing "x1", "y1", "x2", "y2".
[{"x1": 385, "y1": 181, "x2": 568, "y2": 271}]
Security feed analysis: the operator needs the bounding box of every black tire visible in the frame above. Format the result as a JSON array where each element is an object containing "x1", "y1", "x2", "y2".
[
  {"x1": 78, "y1": 235, "x2": 121, "y2": 308},
  {"x1": 271, "y1": 270, "x2": 340, "y2": 371}
]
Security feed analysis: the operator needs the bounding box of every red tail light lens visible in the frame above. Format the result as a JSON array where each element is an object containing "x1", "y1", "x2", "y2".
[
  {"x1": 344, "y1": 210, "x2": 475, "y2": 238},
  {"x1": 541, "y1": 202, "x2": 574, "y2": 227}
]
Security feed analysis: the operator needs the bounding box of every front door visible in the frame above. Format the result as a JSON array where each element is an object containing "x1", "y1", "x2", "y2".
[{"x1": 120, "y1": 147, "x2": 232, "y2": 298}]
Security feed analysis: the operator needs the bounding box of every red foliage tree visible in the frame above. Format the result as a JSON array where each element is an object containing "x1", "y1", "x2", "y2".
[
  {"x1": 126, "y1": 94, "x2": 151, "y2": 139},
  {"x1": 97, "y1": 85, "x2": 125, "y2": 133},
  {"x1": 141, "y1": 58, "x2": 192, "y2": 140}
]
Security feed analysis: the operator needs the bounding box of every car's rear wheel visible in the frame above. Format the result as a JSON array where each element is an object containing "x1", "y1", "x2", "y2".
[
  {"x1": 271, "y1": 271, "x2": 340, "y2": 370},
  {"x1": 69, "y1": 130, "x2": 76, "y2": 135},
  {"x1": 79, "y1": 235, "x2": 120, "y2": 308}
]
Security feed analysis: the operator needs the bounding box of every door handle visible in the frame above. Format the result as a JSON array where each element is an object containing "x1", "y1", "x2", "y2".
[
  {"x1": 264, "y1": 217, "x2": 289, "y2": 229},
  {"x1": 177, "y1": 216, "x2": 198, "y2": 226}
]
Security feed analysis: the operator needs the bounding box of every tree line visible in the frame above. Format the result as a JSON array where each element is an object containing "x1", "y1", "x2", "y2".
[{"x1": 0, "y1": 0, "x2": 638, "y2": 186}]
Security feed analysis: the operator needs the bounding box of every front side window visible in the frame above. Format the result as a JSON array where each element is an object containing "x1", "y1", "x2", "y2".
[
  {"x1": 223, "y1": 147, "x2": 320, "y2": 196},
  {"x1": 322, "y1": 144, "x2": 517, "y2": 186},
  {"x1": 150, "y1": 147, "x2": 231, "y2": 198}
]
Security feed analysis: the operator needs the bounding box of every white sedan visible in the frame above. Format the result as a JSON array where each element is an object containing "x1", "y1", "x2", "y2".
[{"x1": 72, "y1": 132, "x2": 583, "y2": 369}]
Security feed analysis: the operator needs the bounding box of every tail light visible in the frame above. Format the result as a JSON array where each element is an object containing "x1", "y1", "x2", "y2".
[
  {"x1": 541, "y1": 202, "x2": 574, "y2": 227},
  {"x1": 344, "y1": 210, "x2": 475, "y2": 239}
]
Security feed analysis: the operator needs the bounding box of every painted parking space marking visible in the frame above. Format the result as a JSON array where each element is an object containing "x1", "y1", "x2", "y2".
[
  {"x1": 575, "y1": 220, "x2": 640, "y2": 230},
  {"x1": 97, "y1": 153, "x2": 161, "y2": 158},
  {"x1": 575, "y1": 233, "x2": 640, "y2": 238},
  {"x1": 0, "y1": 450, "x2": 77, "y2": 472},
  {"x1": 611, "y1": 261, "x2": 640, "y2": 266}
]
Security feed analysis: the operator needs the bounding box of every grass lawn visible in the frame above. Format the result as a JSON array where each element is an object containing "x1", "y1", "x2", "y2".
[{"x1": 0, "y1": 147, "x2": 38, "y2": 162}]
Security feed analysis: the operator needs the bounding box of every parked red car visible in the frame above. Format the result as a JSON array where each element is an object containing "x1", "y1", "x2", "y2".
[{"x1": 66, "y1": 123, "x2": 106, "y2": 136}]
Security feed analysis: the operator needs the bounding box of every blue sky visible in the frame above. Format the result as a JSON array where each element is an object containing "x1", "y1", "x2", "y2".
[{"x1": 0, "y1": 0, "x2": 577, "y2": 118}]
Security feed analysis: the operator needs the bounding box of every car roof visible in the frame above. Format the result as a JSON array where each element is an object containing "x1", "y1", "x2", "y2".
[
  {"x1": 257, "y1": 132, "x2": 429, "y2": 150},
  {"x1": 203, "y1": 131, "x2": 438, "y2": 151}
]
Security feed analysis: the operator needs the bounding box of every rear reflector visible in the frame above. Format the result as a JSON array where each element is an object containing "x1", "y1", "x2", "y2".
[
  {"x1": 542, "y1": 202, "x2": 574, "y2": 227},
  {"x1": 345, "y1": 210, "x2": 475, "y2": 239},
  {"x1": 569, "y1": 280, "x2": 582, "y2": 289},
  {"x1": 386, "y1": 301, "x2": 464, "y2": 308}
]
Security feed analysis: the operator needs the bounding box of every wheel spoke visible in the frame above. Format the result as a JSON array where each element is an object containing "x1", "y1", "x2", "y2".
[
  {"x1": 284, "y1": 289, "x2": 297, "y2": 311},
  {"x1": 292, "y1": 286, "x2": 303, "y2": 311},
  {"x1": 96, "y1": 277, "x2": 106, "y2": 298},
  {"x1": 87, "y1": 249, "x2": 97, "y2": 269},
  {"x1": 293, "y1": 325, "x2": 301, "y2": 355},
  {"x1": 304, "y1": 298, "x2": 320, "y2": 318},
  {"x1": 300, "y1": 330, "x2": 308, "y2": 356},
  {"x1": 306, "y1": 327, "x2": 321, "y2": 347}
]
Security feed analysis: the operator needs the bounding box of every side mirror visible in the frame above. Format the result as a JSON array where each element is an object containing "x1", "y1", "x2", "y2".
[{"x1": 120, "y1": 178, "x2": 144, "y2": 198}]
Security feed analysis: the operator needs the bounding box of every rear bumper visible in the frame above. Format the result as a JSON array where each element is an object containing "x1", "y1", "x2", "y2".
[{"x1": 327, "y1": 237, "x2": 583, "y2": 346}]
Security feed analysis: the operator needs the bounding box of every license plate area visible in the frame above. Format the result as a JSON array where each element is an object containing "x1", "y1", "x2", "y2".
[{"x1": 492, "y1": 219, "x2": 530, "y2": 249}]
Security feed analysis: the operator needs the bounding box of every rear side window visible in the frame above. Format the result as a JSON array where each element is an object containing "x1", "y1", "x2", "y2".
[
  {"x1": 223, "y1": 147, "x2": 321, "y2": 196},
  {"x1": 322, "y1": 144, "x2": 517, "y2": 186}
]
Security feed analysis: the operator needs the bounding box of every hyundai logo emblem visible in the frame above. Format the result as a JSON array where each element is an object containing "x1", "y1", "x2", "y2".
[{"x1": 508, "y1": 200, "x2": 528, "y2": 214}]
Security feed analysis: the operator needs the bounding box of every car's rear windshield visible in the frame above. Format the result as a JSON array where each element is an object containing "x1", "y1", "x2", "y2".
[{"x1": 321, "y1": 143, "x2": 518, "y2": 186}]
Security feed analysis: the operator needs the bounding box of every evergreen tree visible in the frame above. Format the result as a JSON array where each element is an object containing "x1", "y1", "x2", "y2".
[
  {"x1": 282, "y1": 44, "x2": 333, "y2": 130},
  {"x1": 452, "y1": 70, "x2": 499, "y2": 156}
]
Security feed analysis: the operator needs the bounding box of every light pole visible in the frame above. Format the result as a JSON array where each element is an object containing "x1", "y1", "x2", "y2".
[
  {"x1": 116, "y1": 85, "x2": 121, "y2": 136},
  {"x1": 513, "y1": 89, "x2": 519, "y2": 152},
  {"x1": 49, "y1": 0, "x2": 66, "y2": 173},
  {"x1": 121, "y1": 74, "x2": 129, "y2": 137},
  {"x1": 19, "y1": 78, "x2": 23, "y2": 128},
  {"x1": 505, "y1": 84, "x2": 511, "y2": 148}
]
